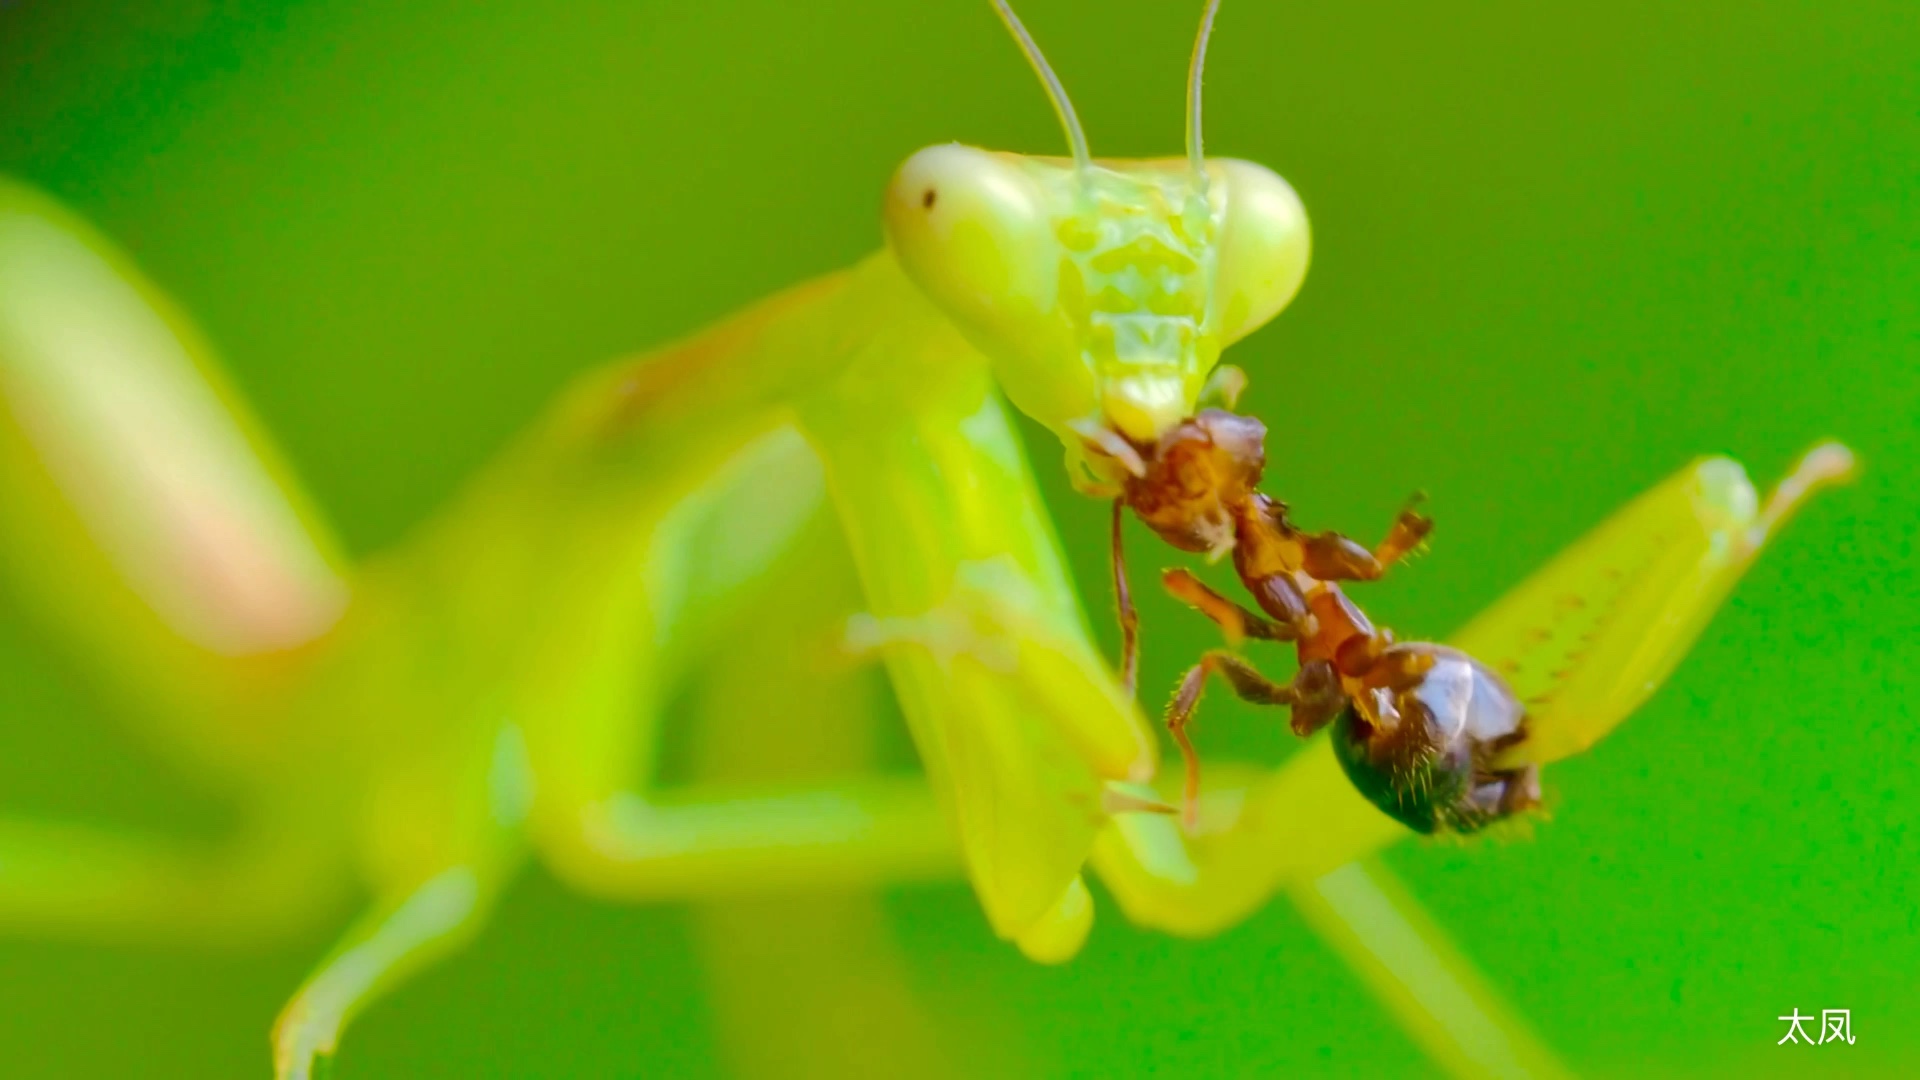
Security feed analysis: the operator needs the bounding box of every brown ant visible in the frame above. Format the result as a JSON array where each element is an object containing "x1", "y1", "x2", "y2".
[{"x1": 1092, "y1": 407, "x2": 1541, "y2": 834}]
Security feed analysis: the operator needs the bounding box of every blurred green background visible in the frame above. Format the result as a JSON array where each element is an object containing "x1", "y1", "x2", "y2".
[{"x1": 0, "y1": 0, "x2": 1914, "y2": 1076}]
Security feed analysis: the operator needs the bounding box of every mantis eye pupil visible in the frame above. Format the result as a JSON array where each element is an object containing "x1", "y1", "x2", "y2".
[{"x1": 922, "y1": 188, "x2": 937, "y2": 209}]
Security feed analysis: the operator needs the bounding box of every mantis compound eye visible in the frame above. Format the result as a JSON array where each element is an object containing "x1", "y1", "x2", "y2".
[
  {"x1": 883, "y1": 143, "x2": 1091, "y2": 431},
  {"x1": 1209, "y1": 159, "x2": 1312, "y2": 347}
]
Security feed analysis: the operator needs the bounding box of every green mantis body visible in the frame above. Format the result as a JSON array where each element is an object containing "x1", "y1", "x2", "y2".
[{"x1": 0, "y1": 4, "x2": 1856, "y2": 1077}]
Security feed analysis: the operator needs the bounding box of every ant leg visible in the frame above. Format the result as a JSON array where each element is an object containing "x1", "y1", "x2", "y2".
[
  {"x1": 1286, "y1": 659, "x2": 1346, "y2": 737},
  {"x1": 1373, "y1": 496, "x2": 1435, "y2": 567},
  {"x1": 1458, "y1": 765, "x2": 1544, "y2": 826},
  {"x1": 1495, "y1": 765, "x2": 1544, "y2": 815},
  {"x1": 1162, "y1": 567, "x2": 1301, "y2": 644},
  {"x1": 1167, "y1": 651, "x2": 1293, "y2": 829},
  {"x1": 1112, "y1": 499, "x2": 1140, "y2": 696},
  {"x1": 1165, "y1": 652, "x2": 1341, "y2": 828},
  {"x1": 1245, "y1": 568, "x2": 1319, "y2": 636},
  {"x1": 1298, "y1": 501, "x2": 1435, "y2": 583}
]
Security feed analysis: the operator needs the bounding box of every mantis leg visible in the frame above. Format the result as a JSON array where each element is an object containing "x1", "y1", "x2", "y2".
[
  {"x1": 0, "y1": 817, "x2": 339, "y2": 944},
  {"x1": 1291, "y1": 858, "x2": 1572, "y2": 1080},
  {"x1": 543, "y1": 780, "x2": 958, "y2": 901},
  {"x1": 272, "y1": 867, "x2": 495, "y2": 1080}
]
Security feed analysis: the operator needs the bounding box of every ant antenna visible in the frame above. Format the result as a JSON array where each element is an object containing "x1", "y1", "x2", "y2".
[
  {"x1": 992, "y1": 0, "x2": 1092, "y2": 175},
  {"x1": 1187, "y1": 0, "x2": 1222, "y2": 193}
]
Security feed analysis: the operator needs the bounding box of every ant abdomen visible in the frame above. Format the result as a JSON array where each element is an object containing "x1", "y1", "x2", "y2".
[{"x1": 1330, "y1": 644, "x2": 1540, "y2": 834}]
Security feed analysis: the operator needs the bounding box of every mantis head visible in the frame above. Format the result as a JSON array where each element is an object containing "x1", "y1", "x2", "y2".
[{"x1": 883, "y1": 1, "x2": 1309, "y2": 485}]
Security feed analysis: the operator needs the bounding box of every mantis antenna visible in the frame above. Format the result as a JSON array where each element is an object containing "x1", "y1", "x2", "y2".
[
  {"x1": 1187, "y1": 0, "x2": 1222, "y2": 192},
  {"x1": 991, "y1": 0, "x2": 1092, "y2": 175}
]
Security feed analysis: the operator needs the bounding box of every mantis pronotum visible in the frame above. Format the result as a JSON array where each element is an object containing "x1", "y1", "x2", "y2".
[{"x1": 0, "y1": 2, "x2": 1853, "y2": 1076}]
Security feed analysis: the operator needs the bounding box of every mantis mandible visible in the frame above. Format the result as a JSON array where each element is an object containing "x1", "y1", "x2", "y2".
[{"x1": 0, "y1": 2, "x2": 1853, "y2": 1077}]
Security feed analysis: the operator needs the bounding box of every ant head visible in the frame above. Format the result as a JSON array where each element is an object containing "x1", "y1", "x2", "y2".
[
  {"x1": 1120, "y1": 409, "x2": 1268, "y2": 555},
  {"x1": 883, "y1": 1, "x2": 1310, "y2": 457}
]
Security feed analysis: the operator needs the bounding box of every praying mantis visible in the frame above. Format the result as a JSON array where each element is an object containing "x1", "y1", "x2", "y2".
[{"x1": 0, "y1": 1, "x2": 1859, "y2": 1077}]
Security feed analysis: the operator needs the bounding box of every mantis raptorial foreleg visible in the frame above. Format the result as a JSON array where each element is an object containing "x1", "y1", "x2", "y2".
[{"x1": 790, "y1": 267, "x2": 1156, "y2": 960}]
